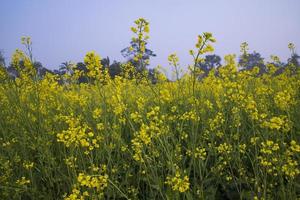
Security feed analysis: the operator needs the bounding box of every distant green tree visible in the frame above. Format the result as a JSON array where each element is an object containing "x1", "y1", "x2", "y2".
[
  {"x1": 238, "y1": 42, "x2": 266, "y2": 74},
  {"x1": 108, "y1": 61, "x2": 122, "y2": 78},
  {"x1": 59, "y1": 61, "x2": 74, "y2": 75},
  {"x1": 34, "y1": 61, "x2": 53, "y2": 78},
  {"x1": 6, "y1": 60, "x2": 51, "y2": 79},
  {"x1": 0, "y1": 50, "x2": 5, "y2": 67},
  {"x1": 0, "y1": 51, "x2": 8, "y2": 81},
  {"x1": 101, "y1": 57, "x2": 110, "y2": 68},
  {"x1": 197, "y1": 54, "x2": 221, "y2": 77},
  {"x1": 73, "y1": 62, "x2": 88, "y2": 83}
]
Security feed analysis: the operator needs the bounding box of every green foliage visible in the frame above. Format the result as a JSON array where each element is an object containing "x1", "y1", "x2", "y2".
[{"x1": 0, "y1": 18, "x2": 300, "y2": 200}]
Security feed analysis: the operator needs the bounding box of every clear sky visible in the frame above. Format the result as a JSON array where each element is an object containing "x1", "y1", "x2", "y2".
[{"x1": 1, "y1": 0, "x2": 299, "y2": 72}]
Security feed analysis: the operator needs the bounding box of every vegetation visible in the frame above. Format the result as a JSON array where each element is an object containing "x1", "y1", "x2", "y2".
[{"x1": 0, "y1": 18, "x2": 299, "y2": 200}]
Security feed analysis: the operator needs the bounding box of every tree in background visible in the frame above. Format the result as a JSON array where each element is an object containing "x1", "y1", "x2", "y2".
[
  {"x1": 239, "y1": 42, "x2": 266, "y2": 74},
  {"x1": 74, "y1": 62, "x2": 87, "y2": 73},
  {"x1": 101, "y1": 56, "x2": 121, "y2": 78},
  {"x1": 0, "y1": 51, "x2": 5, "y2": 67},
  {"x1": 71, "y1": 62, "x2": 88, "y2": 83},
  {"x1": 33, "y1": 61, "x2": 52, "y2": 78},
  {"x1": 5, "y1": 37, "x2": 51, "y2": 79},
  {"x1": 6, "y1": 59, "x2": 51, "y2": 79},
  {"x1": 0, "y1": 51, "x2": 8, "y2": 81},
  {"x1": 107, "y1": 60, "x2": 122, "y2": 78},
  {"x1": 59, "y1": 61, "x2": 74, "y2": 75},
  {"x1": 101, "y1": 57, "x2": 110, "y2": 69},
  {"x1": 197, "y1": 54, "x2": 221, "y2": 78}
]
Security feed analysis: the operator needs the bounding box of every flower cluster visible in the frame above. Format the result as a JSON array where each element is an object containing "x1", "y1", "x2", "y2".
[
  {"x1": 165, "y1": 170, "x2": 190, "y2": 193},
  {"x1": 57, "y1": 115, "x2": 101, "y2": 154},
  {"x1": 64, "y1": 168, "x2": 108, "y2": 200},
  {"x1": 83, "y1": 51, "x2": 103, "y2": 80},
  {"x1": 130, "y1": 18, "x2": 150, "y2": 65}
]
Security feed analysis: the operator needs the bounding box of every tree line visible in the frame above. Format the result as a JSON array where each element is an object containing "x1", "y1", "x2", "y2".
[{"x1": 0, "y1": 39, "x2": 299, "y2": 83}]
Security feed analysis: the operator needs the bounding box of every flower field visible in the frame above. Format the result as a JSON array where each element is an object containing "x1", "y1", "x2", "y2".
[{"x1": 0, "y1": 19, "x2": 299, "y2": 199}]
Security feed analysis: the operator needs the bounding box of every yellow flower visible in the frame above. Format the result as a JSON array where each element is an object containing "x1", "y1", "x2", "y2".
[
  {"x1": 16, "y1": 177, "x2": 30, "y2": 185},
  {"x1": 194, "y1": 147, "x2": 207, "y2": 160},
  {"x1": 165, "y1": 171, "x2": 190, "y2": 193}
]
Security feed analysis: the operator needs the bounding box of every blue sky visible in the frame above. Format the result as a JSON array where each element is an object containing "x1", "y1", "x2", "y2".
[{"x1": 1, "y1": 0, "x2": 299, "y2": 72}]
